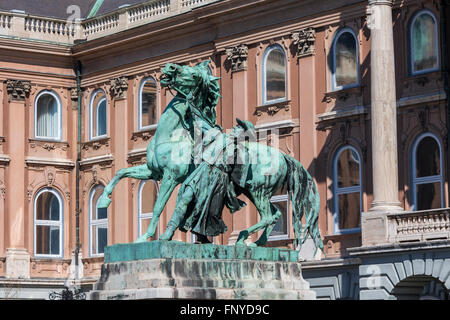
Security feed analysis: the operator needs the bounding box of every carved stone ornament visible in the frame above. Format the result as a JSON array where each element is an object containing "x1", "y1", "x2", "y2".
[
  {"x1": 110, "y1": 77, "x2": 129, "y2": 100},
  {"x1": 225, "y1": 44, "x2": 248, "y2": 72},
  {"x1": 70, "y1": 87, "x2": 79, "y2": 101},
  {"x1": 291, "y1": 27, "x2": 316, "y2": 58},
  {"x1": 5, "y1": 79, "x2": 31, "y2": 101}
]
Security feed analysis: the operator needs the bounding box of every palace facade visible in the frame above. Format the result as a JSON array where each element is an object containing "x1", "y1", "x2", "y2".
[{"x1": 0, "y1": 0, "x2": 449, "y2": 299}]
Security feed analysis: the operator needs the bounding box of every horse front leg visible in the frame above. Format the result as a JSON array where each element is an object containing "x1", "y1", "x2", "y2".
[
  {"x1": 159, "y1": 186, "x2": 194, "y2": 240},
  {"x1": 98, "y1": 164, "x2": 153, "y2": 208},
  {"x1": 134, "y1": 171, "x2": 179, "y2": 243}
]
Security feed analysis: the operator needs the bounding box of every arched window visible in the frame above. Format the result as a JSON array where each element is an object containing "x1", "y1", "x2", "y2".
[
  {"x1": 35, "y1": 91, "x2": 61, "y2": 140},
  {"x1": 332, "y1": 28, "x2": 359, "y2": 90},
  {"x1": 138, "y1": 180, "x2": 158, "y2": 237},
  {"x1": 89, "y1": 185, "x2": 108, "y2": 256},
  {"x1": 333, "y1": 146, "x2": 362, "y2": 234},
  {"x1": 411, "y1": 133, "x2": 443, "y2": 211},
  {"x1": 90, "y1": 90, "x2": 107, "y2": 139},
  {"x1": 263, "y1": 45, "x2": 287, "y2": 104},
  {"x1": 410, "y1": 10, "x2": 439, "y2": 75},
  {"x1": 34, "y1": 188, "x2": 63, "y2": 257},
  {"x1": 139, "y1": 78, "x2": 158, "y2": 130}
]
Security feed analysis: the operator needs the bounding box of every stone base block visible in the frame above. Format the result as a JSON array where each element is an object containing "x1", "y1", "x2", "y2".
[
  {"x1": 5, "y1": 248, "x2": 30, "y2": 279},
  {"x1": 89, "y1": 241, "x2": 315, "y2": 300}
]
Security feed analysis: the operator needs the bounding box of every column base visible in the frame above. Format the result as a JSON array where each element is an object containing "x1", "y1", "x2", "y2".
[
  {"x1": 361, "y1": 211, "x2": 391, "y2": 246},
  {"x1": 369, "y1": 201, "x2": 403, "y2": 212},
  {"x1": 5, "y1": 248, "x2": 30, "y2": 279}
]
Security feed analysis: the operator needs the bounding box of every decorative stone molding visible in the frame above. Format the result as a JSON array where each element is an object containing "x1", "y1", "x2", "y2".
[
  {"x1": 82, "y1": 137, "x2": 110, "y2": 151},
  {"x1": 29, "y1": 139, "x2": 69, "y2": 151},
  {"x1": 79, "y1": 154, "x2": 114, "y2": 168},
  {"x1": 70, "y1": 87, "x2": 79, "y2": 101},
  {"x1": 225, "y1": 44, "x2": 248, "y2": 72},
  {"x1": 291, "y1": 27, "x2": 316, "y2": 58},
  {"x1": 255, "y1": 100, "x2": 291, "y2": 117},
  {"x1": 131, "y1": 130, "x2": 155, "y2": 142},
  {"x1": 30, "y1": 258, "x2": 71, "y2": 278},
  {"x1": 110, "y1": 77, "x2": 129, "y2": 100},
  {"x1": 25, "y1": 157, "x2": 75, "y2": 169},
  {"x1": 127, "y1": 148, "x2": 147, "y2": 165},
  {"x1": 5, "y1": 80, "x2": 31, "y2": 101}
]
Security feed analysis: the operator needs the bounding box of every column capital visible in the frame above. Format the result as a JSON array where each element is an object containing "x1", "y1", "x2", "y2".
[
  {"x1": 368, "y1": 0, "x2": 394, "y2": 6},
  {"x1": 225, "y1": 44, "x2": 248, "y2": 73},
  {"x1": 110, "y1": 76, "x2": 129, "y2": 100},
  {"x1": 291, "y1": 27, "x2": 316, "y2": 58},
  {"x1": 5, "y1": 79, "x2": 31, "y2": 101}
]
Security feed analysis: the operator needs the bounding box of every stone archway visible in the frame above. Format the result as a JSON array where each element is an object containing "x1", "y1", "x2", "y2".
[{"x1": 391, "y1": 275, "x2": 449, "y2": 300}]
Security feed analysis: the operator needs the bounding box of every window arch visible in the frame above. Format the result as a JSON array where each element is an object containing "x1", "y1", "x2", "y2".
[
  {"x1": 35, "y1": 90, "x2": 62, "y2": 140},
  {"x1": 139, "y1": 77, "x2": 158, "y2": 130},
  {"x1": 138, "y1": 180, "x2": 158, "y2": 237},
  {"x1": 332, "y1": 28, "x2": 359, "y2": 90},
  {"x1": 333, "y1": 146, "x2": 362, "y2": 234},
  {"x1": 34, "y1": 188, "x2": 63, "y2": 257},
  {"x1": 89, "y1": 185, "x2": 108, "y2": 256},
  {"x1": 409, "y1": 10, "x2": 439, "y2": 75},
  {"x1": 411, "y1": 133, "x2": 444, "y2": 211},
  {"x1": 262, "y1": 44, "x2": 287, "y2": 104},
  {"x1": 90, "y1": 90, "x2": 107, "y2": 139}
]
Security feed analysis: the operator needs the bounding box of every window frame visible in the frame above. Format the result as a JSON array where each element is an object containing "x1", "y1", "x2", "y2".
[
  {"x1": 137, "y1": 180, "x2": 159, "y2": 237},
  {"x1": 89, "y1": 185, "x2": 108, "y2": 257},
  {"x1": 33, "y1": 188, "x2": 64, "y2": 259},
  {"x1": 268, "y1": 193, "x2": 290, "y2": 241},
  {"x1": 331, "y1": 28, "x2": 360, "y2": 91},
  {"x1": 138, "y1": 77, "x2": 159, "y2": 131},
  {"x1": 262, "y1": 44, "x2": 288, "y2": 105},
  {"x1": 410, "y1": 132, "x2": 444, "y2": 211},
  {"x1": 89, "y1": 89, "x2": 108, "y2": 140},
  {"x1": 332, "y1": 145, "x2": 362, "y2": 235},
  {"x1": 409, "y1": 9, "x2": 440, "y2": 76},
  {"x1": 34, "y1": 90, "x2": 62, "y2": 141}
]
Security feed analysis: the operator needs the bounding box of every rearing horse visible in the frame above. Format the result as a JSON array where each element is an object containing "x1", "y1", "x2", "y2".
[{"x1": 97, "y1": 61, "x2": 217, "y2": 243}]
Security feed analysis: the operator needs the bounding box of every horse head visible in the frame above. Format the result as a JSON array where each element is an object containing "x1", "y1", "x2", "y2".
[{"x1": 160, "y1": 61, "x2": 221, "y2": 111}]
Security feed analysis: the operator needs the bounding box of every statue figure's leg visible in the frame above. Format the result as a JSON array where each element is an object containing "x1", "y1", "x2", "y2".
[
  {"x1": 135, "y1": 171, "x2": 178, "y2": 243},
  {"x1": 236, "y1": 196, "x2": 274, "y2": 246},
  {"x1": 253, "y1": 203, "x2": 282, "y2": 246},
  {"x1": 98, "y1": 164, "x2": 153, "y2": 208},
  {"x1": 159, "y1": 186, "x2": 194, "y2": 241}
]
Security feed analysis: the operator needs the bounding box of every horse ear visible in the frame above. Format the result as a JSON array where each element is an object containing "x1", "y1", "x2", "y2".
[{"x1": 197, "y1": 60, "x2": 210, "y2": 68}]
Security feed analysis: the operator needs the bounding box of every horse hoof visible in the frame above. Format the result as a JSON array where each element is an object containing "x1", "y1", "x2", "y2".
[
  {"x1": 159, "y1": 233, "x2": 172, "y2": 241},
  {"x1": 97, "y1": 195, "x2": 111, "y2": 208},
  {"x1": 134, "y1": 235, "x2": 148, "y2": 243}
]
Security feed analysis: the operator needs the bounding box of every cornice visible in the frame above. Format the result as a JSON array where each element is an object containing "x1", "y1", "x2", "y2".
[{"x1": 0, "y1": 37, "x2": 72, "y2": 56}]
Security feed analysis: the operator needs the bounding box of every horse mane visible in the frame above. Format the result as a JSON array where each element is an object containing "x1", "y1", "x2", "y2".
[{"x1": 194, "y1": 61, "x2": 220, "y2": 124}]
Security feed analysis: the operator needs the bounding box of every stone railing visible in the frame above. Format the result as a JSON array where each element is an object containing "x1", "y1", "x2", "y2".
[
  {"x1": 387, "y1": 208, "x2": 450, "y2": 243},
  {"x1": 0, "y1": 0, "x2": 221, "y2": 44}
]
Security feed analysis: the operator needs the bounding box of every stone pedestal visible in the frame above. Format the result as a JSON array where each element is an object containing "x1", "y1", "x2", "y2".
[
  {"x1": 5, "y1": 248, "x2": 30, "y2": 279},
  {"x1": 89, "y1": 241, "x2": 315, "y2": 300}
]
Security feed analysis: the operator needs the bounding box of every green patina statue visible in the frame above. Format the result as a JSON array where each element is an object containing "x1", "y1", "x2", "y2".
[{"x1": 98, "y1": 61, "x2": 323, "y2": 253}]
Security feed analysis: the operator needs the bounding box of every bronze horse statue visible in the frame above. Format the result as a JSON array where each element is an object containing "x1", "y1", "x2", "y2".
[{"x1": 98, "y1": 61, "x2": 323, "y2": 252}]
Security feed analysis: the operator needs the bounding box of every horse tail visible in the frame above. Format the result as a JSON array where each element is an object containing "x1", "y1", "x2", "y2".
[{"x1": 283, "y1": 154, "x2": 324, "y2": 255}]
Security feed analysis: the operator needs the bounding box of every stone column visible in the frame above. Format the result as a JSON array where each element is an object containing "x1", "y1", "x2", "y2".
[
  {"x1": 225, "y1": 44, "x2": 253, "y2": 244},
  {"x1": 368, "y1": 0, "x2": 402, "y2": 212},
  {"x1": 4, "y1": 79, "x2": 31, "y2": 278},
  {"x1": 110, "y1": 77, "x2": 131, "y2": 244},
  {"x1": 362, "y1": 0, "x2": 403, "y2": 245}
]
